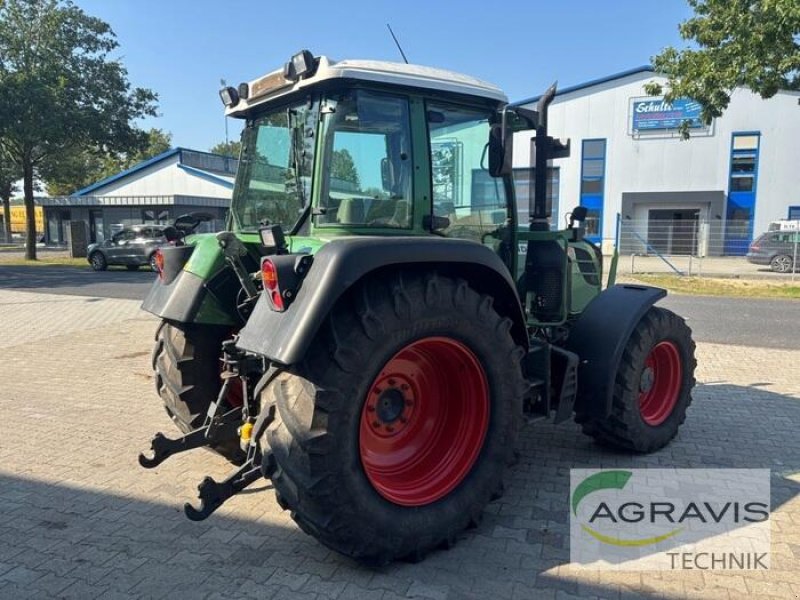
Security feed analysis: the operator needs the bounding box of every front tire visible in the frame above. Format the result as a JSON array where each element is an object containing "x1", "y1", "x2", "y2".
[
  {"x1": 262, "y1": 273, "x2": 526, "y2": 564},
  {"x1": 89, "y1": 252, "x2": 107, "y2": 271},
  {"x1": 152, "y1": 321, "x2": 243, "y2": 461},
  {"x1": 578, "y1": 307, "x2": 696, "y2": 453},
  {"x1": 770, "y1": 254, "x2": 793, "y2": 273}
]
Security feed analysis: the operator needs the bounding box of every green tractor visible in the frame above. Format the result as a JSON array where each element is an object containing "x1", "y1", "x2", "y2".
[{"x1": 139, "y1": 51, "x2": 696, "y2": 564}]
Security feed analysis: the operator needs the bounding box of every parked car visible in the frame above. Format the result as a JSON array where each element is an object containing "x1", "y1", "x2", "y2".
[
  {"x1": 87, "y1": 225, "x2": 167, "y2": 271},
  {"x1": 746, "y1": 231, "x2": 800, "y2": 273}
]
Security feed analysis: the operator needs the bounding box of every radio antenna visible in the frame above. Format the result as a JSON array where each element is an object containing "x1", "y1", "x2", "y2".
[{"x1": 386, "y1": 24, "x2": 409, "y2": 64}]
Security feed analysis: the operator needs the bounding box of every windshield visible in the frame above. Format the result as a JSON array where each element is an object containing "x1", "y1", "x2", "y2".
[{"x1": 230, "y1": 98, "x2": 318, "y2": 232}]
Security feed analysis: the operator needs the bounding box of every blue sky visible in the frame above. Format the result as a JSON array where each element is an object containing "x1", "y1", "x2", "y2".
[{"x1": 77, "y1": 0, "x2": 692, "y2": 153}]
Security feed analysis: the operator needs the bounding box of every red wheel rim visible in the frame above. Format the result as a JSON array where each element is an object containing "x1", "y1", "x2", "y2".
[
  {"x1": 359, "y1": 337, "x2": 490, "y2": 506},
  {"x1": 638, "y1": 341, "x2": 682, "y2": 426}
]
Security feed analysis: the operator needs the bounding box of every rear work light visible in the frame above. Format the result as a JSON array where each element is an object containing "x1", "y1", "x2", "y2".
[{"x1": 260, "y1": 255, "x2": 313, "y2": 312}]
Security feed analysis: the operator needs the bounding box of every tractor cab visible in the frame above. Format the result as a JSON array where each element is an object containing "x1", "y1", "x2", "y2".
[{"x1": 221, "y1": 50, "x2": 603, "y2": 328}]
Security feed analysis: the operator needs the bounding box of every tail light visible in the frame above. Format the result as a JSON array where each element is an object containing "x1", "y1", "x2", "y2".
[
  {"x1": 261, "y1": 259, "x2": 278, "y2": 290},
  {"x1": 154, "y1": 249, "x2": 165, "y2": 279},
  {"x1": 260, "y1": 255, "x2": 313, "y2": 312},
  {"x1": 749, "y1": 241, "x2": 760, "y2": 251}
]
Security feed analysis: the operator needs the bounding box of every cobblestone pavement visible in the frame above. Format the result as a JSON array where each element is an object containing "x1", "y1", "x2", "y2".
[{"x1": 0, "y1": 289, "x2": 798, "y2": 599}]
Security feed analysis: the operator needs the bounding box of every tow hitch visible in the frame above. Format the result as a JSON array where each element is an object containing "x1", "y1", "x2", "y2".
[{"x1": 139, "y1": 338, "x2": 279, "y2": 521}]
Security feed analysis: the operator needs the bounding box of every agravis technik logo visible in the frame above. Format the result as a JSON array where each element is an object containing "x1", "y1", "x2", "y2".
[{"x1": 569, "y1": 469, "x2": 770, "y2": 570}]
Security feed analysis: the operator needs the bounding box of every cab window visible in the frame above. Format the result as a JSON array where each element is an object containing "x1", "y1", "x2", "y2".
[
  {"x1": 426, "y1": 102, "x2": 508, "y2": 242},
  {"x1": 317, "y1": 91, "x2": 412, "y2": 228}
]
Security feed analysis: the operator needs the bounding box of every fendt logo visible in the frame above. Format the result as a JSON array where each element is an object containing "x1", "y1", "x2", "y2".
[{"x1": 569, "y1": 469, "x2": 771, "y2": 570}]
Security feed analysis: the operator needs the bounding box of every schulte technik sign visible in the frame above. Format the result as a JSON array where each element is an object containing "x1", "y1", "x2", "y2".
[
  {"x1": 631, "y1": 97, "x2": 704, "y2": 131},
  {"x1": 570, "y1": 469, "x2": 770, "y2": 570}
]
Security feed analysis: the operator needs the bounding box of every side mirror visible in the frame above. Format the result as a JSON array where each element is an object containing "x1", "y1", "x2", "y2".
[
  {"x1": 488, "y1": 124, "x2": 512, "y2": 177},
  {"x1": 570, "y1": 206, "x2": 589, "y2": 227}
]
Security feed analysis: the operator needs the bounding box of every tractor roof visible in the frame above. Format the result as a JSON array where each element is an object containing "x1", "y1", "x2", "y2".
[{"x1": 225, "y1": 55, "x2": 507, "y2": 117}]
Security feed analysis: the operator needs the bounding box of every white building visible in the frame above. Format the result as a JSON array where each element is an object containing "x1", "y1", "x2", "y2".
[
  {"x1": 513, "y1": 67, "x2": 800, "y2": 255},
  {"x1": 39, "y1": 148, "x2": 237, "y2": 244}
]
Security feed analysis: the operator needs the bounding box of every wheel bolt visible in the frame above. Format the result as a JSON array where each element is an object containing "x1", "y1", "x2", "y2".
[
  {"x1": 401, "y1": 383, "x2": 409, "y2": 391},
  {"x1": 385, "y1": 425, "x2": 394, "y2": 432},
  {"x1": 367, "y1": 405, "x2": 375, "y2": 412},
  {"x1": 399, "y1": 417, "x2": 407, "y2": 424},
  {"x1": 388, "y1": 378, "x2": 396, "y2": 386},
  {"x1": 372, "y1": 420, "x2": 381, "y2": 428},
  {"x1": 373, "y1": 388, "x2": 382, "y2": 395}
]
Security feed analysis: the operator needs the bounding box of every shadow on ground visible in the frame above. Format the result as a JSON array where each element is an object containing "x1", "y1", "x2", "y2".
[
  {"x1": 0, "y1": 265, "x2": 154, "y2": 300},
  {"x1": 0, "y1": 382, "x2": 798, "y2": 599}
]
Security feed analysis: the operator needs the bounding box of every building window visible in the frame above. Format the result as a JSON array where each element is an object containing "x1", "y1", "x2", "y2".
[
  {"x1": 725, "y1": 132, "x2": 760, "y2": 255},
  {"x1": 789, "y1": 206, "x2": 800, "y2": 220},
  {"x1": 512, "y1": 167, "x2": 560, "y2": 227},
  {"x1": 142, "y1": 208, "x2": 170, "y2": 224},
  {"x1": 728, "y1": 133, "x2": 759, "y2": 197},
  {"x1": 580, "y1": 139, "x2": 606, "y2": 241}
]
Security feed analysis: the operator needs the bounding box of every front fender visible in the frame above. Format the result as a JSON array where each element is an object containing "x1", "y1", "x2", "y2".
[
  {"x1": 565, "y1": 284, "x2": 667, "y2": 419},
  {"x1": 236, "y1": 236, "x2": 526, "y2": 365}
]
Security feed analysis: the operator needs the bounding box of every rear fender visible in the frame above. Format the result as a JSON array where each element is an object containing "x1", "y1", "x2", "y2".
[
  {"x1": 236, "y1": 237, "x2": 527, "y2": 365},
  {"x1": 140, "y1": 244, "x2": 238, "y2": 326},
  {"x1": 565, "y1": 284, "x2": 666, "y2": 419}
]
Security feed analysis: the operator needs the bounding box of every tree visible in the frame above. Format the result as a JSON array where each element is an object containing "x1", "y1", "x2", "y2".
[
  {"x1": 0, "y1": 153, "x2": 21, "y2": 243},
  {"x1": 0, "y1": 0, "x2": 157, "y2": 259},
  {"x1": 45, "y1": 128, "x2": 172, "y2": 196},
  {"x1": 647, "y1": 0, "x2": 800, "y2": 135},
  {"x1": 331, "y1": 149, "x2": 360, "y2": 187},
  {"x1": 209, "y1": 140, "x2": 241, "y2": 158}
]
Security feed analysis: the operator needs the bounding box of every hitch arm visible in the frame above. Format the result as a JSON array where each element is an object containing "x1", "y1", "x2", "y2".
[
  {"x1": 137, "y1": 407, "x2": 241, "y2": 469},
  {"x1": 183, "y1": 461, "x2": 263, "y2": 521}
]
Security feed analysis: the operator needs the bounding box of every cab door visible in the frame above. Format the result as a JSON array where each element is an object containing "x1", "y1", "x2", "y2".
[{"x1": 424, "y1": 100, "x2": 514, "y2": 272}]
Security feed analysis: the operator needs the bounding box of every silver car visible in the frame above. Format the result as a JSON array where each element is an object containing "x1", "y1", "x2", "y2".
[
  {"x1": 746, "y1": 230, "x2": 800, "y2": 273},
  {"x1": 87, "y1": 225, "x2": 167, "y2": 271}
]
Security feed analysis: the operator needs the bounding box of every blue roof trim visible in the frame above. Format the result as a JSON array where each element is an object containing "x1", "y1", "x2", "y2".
[
  {"x1": 177, "y1": 164, "x2": 235, "y2": 189},
  {"x1": 73, "y1": 148, "x2": 181, "y2": 196},
  {"x1": 514, "y1": 65, "x2": 655, "y2": 106},
  {"x1": 72, "y1": 146, "x2": 237, "y2": 196}
]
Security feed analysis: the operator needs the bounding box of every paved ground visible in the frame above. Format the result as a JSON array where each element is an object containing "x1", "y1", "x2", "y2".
[
  {"x1": 0, "y1": 265, "x2": 155, "y2": 300},
  {"x1": 2, "y1": 265, "x2": 799, "y2": 350},
  {"x1": 658, "y1": 295, "x2": 800, "y2": 350},
  {"x1": 0, "y1": 288, "x2": 798, "y2": 599}
]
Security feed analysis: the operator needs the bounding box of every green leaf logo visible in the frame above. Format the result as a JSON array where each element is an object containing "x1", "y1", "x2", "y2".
[{"x1": 572, "y1": 470, "x2": 682, "y2": 547}]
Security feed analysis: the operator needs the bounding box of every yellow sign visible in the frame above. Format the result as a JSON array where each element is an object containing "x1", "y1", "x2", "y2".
[{"x1": 6, "y1": 205, "x2": 44, "y2": 233}]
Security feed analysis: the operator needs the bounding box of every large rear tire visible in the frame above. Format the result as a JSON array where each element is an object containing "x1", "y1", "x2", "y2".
[
  {"x1": 577, "y1": 306, "x2": 696, "y2": 452},
  {"x1": 261, "y1": 273, "x2": 526, "y2": 564},
  {"x1": 152, "y1": 321, "x2": 243, "y2": 462}
]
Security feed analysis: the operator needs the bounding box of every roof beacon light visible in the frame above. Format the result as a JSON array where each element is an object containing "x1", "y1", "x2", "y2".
[
  {"x1": 219, "y1": 86, "x2": 240, "y2": 107},
  {"x1": 284, "y1": 50, "x2": 316, "y2": 81}
]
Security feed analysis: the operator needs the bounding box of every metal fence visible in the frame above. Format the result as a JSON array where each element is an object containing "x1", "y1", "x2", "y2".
[{"x1": 617, "y1": 217, "x2": 800, "y2": 281}]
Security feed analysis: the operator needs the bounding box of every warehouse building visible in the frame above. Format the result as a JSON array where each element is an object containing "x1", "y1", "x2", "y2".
[
  {"x1": 513, "y1": 67, "x2": 800, "y2": 255},
  {"x1": 39, "y1": 148, "x2": 237, "y2": 245}
]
